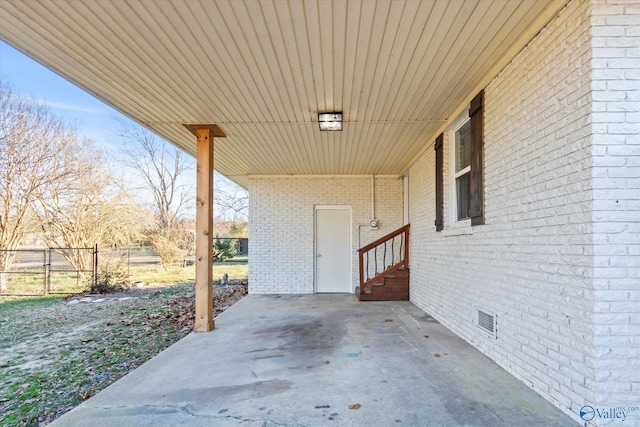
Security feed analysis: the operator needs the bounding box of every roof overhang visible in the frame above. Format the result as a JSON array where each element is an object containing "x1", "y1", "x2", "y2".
[{"x1": 0, "y1": 0, "x2": 567, "y2": 187}]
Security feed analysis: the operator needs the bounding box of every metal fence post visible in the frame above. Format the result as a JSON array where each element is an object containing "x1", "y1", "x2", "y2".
[
  {"x1": 44, "y1": 248, "x2": 50, "y2": 295},
  {"x1": 94, "y1": 244, "x2": 98, "y2": 287}
]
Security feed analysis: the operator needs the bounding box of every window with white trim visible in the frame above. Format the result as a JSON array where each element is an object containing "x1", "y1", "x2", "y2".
[
  {"x1": 454, "y1": 120, "x2": 471, "y2": 220},
  {"x1": 434, "y1": 89, "x2": 484, "y2": 232}
]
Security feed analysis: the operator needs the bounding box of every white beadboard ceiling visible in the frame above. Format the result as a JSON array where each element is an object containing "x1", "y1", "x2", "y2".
[{"x1": 0, "y1": 0, "x2": 565, "y2": 187}]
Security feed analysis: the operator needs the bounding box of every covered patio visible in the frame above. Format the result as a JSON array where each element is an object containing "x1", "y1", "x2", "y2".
[
  {"x1": 0, "y1": 0, "x2": 568, "y2": 327},
  {"x1": 4, "y1": 1, "x2": 637, "y2": 423},
  {"x1": 49, "y1": 295, "x2": 576, "y2": 426}
]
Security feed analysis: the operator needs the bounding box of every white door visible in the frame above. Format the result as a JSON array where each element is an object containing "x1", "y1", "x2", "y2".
[{"x1": 315, "y1": 206, "x2": 351, "y2": 293}]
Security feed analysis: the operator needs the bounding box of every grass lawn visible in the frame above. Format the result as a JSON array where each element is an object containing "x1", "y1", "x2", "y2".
[
  {"x1": 0, "y1": 295, "x2": 65, "y2": 316},
  {"x1": 2, "y1": 249, "x2": 248, "y2": 297},
  {"x1": 0, "y1": 248, "x2": 249, "y2": 425},
  {"x1": 127, "y1": 263, "x2": 248, "y2": 285},
  {"x1": 0, "y1": 283, "x2": 246, "y2": 426}
]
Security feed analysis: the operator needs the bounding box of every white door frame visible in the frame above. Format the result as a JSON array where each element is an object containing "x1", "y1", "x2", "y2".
[{"x1": 314, "y1": 205, "x2": 352, "y2": 293}]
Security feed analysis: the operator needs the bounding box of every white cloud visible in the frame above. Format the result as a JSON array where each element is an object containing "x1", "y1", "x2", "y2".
[{"x1": 35, "y1": 99, "x2": 106, "y2": 115}]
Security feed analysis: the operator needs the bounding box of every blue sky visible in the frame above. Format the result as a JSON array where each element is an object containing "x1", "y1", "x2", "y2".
[{"x1": 0, "y1": 41, "x2": 127, "y2": 154}]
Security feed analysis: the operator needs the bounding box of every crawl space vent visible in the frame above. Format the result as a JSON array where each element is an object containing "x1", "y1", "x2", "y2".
[{"x1": 477, "y1": 310, "x2": 496, "y2": 336}]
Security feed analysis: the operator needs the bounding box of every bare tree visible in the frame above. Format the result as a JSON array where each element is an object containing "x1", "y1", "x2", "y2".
[
  {"x1": 117, "y1": 122, "x2": 198, "y2": 268},
  {"x1": 118, "y1": 122, "x2": 192, "y2": 228},
  {"x1": 147, "y1": 220, "x2": 194, "y2": 267},
  {"x1": 0, "y1": 83, "x2": 78, "y2": 290},
  {"x1": 116, "y1": 121, "x2": 248, "y2": 267},
  {"x1": 0, "y1": 82, "x2": 147, "y2": 291},
  {"x1": 34, "y1": 141, "x2": 148, "y2": 272},
  {"x1": 214, "y1": 174, "x2": 249, "y2": 222},
  {"x1": 213, "y1": 218, "x2": 248, "y2": 238}
]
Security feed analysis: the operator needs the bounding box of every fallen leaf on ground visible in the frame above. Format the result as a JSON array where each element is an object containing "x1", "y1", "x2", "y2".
[
  {"x1": 434, "y1": 353, "x2": 441, "y2": 358},
  {"x1": 349, "y1": 404, "x2": 361, "y2": 410},
  {"x1": 2, "y1": 283, "x2": 247, "y2": 426},
  {"x1": 384, "y1": 318, "x2": 393, "y2": 322},
  {"x1": 323, "y1": 361, "x2": 330, "y2": 365},
  {"x1": 423, "y1": 335, "x2": 429, "y2": 338}
]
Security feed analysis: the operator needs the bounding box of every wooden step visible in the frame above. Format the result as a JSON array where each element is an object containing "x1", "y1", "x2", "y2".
[
  {"x1": 357, "y1": 269, "x2": 409, "y2": 301},
  {"x1": 391, "y1": 268, "x2": 410, "y2": 278},
  {"x1": 359, "y1": 290, "x2": 409, "y2": 301},
  {"x1": 383, "y1": 276, "x2": 408, "y2": 289}
]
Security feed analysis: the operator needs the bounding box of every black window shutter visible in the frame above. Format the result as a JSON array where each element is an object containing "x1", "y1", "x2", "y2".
[
  {"x1": 434, "y1": 132, "x2": 444, "y2": 231},
  {"x1": 469, "y1": 90, "x2": 484, "y2": 226}
]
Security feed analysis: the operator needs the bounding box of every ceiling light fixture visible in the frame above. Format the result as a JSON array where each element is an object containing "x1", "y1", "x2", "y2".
[{"x1": 318, "y1": 112, "x2": 343, "y2": 131}]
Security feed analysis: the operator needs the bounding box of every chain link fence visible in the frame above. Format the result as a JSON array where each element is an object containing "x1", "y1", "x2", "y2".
[
  {"x1": 0, "y1": 247, "x2": 95, "y2": 296},
  {"x1": 1, "y1": 239, "x2": 248, "y2": 297},
  {"x1": 101, "y1": 239, "x2": 248, "y2": 284}
]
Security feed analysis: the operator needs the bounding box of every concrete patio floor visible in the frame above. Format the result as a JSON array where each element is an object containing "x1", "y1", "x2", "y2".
[{"x1": 50, "y1": 294, "x2": 578, "y2": 426}]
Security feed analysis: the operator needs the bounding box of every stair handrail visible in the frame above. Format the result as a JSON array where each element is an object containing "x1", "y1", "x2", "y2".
[{"x1": 357, "y1": 224, "x2": 410, "y2": 291}]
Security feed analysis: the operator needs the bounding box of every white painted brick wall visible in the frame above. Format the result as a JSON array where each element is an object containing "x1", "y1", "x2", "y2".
[
  {"x1": 590, "y1": 0, "x2": 640, "y2": 412},
  {"x1": 407, "y1": 0, "x2": 640, "y2": 423},
  {"x1": 249, "y1": 176, "x2": 403, "y2": 294}
]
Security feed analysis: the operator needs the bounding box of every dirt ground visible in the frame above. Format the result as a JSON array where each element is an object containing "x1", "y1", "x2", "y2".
[{"x1": 0, "y1": 283, "x2": 247, "y2": 426}]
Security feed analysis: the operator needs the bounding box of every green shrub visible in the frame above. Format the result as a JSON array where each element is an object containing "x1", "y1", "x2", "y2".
[
  {"x1": 213, "y1": 236, "x2": 236, "y2": 261},
  {"x1": 90, "y1": 268, "x2": 129, "y2": 294}
]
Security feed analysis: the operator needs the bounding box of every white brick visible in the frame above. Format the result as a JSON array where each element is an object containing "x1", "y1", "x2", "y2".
[
  {"x1": 406, "y1": 0, "x2": 638, "y2": 423},
  {"x1": 249, "y1": 176, "x2": 403, "y2": 294}
]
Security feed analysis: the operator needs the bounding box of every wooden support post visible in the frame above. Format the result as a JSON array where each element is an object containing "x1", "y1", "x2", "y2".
[
  {"x1": 184, "y1": 124, "x2": 225, "y2": 332},
  {"x1": 195, "y1": 128, "x2": 215, "y2": 331}
]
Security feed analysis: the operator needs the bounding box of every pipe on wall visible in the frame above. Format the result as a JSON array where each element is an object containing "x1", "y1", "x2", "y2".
[{"x1": 370, "y1": 174, "x2": 375, "y2": 221}]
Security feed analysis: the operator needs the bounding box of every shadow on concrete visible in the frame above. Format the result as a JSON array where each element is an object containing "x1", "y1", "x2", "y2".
[{"x1": 50, "y1": 294, "x2": 578, "y2": 426}]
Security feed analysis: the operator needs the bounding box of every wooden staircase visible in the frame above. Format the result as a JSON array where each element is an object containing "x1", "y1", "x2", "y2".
[
  {"x1": 356, "y1": 267, "x2": 409, "y2": 301},
  {"x1": 356, "y1": 224, "x2": 410, "y2": 302}
]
